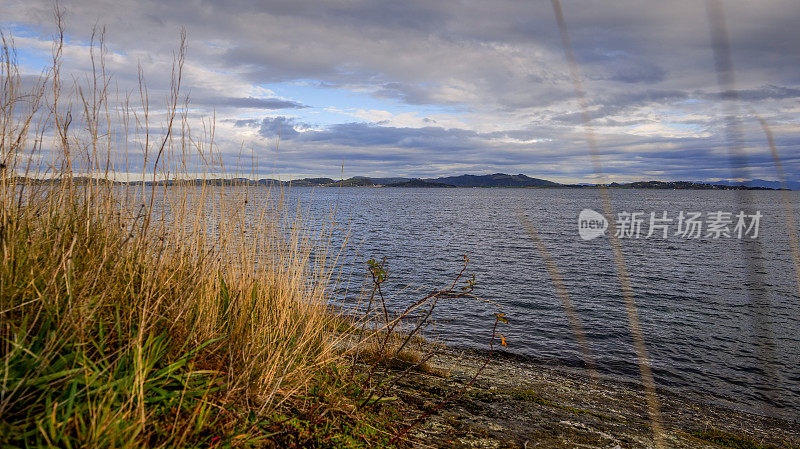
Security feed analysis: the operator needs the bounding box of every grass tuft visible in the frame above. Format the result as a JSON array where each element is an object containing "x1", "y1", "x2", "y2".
[{"x1": 0, "y1": 20, "x2": 402, "y2": 448}]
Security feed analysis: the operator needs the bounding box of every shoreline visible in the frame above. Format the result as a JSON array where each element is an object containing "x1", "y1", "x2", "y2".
[
  {"x1": 439, "y1": 344, "x2": 793, "y2": 422},
  {"x1": 389, "y1": 344, "x2": 799, "y2": 448}
]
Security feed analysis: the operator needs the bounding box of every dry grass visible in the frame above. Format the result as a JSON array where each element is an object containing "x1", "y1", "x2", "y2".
[
  {"x1": 354, "y1": 332, "x2": 437, "y2": 376},
  {"x1": 0, "y1": 19, "x2": 399, "y2": 448}
]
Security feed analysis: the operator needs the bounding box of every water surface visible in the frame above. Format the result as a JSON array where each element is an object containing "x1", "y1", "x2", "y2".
[{"x1": 282, "y1": 187, "x2": 800, "y2": 420}]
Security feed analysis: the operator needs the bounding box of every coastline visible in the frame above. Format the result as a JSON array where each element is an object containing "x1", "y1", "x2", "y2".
[{"x1": 389, "y1": 344, "x2": 799, "y2": 448}]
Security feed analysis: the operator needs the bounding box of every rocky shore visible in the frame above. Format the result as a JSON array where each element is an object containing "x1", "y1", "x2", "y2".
[{"x1": 389, "y1": 346, "x2": 799, "y2": 448}]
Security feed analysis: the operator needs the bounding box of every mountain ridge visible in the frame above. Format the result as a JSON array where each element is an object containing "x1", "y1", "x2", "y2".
[{"x1": 9, "y1": 174, "x2": 793, "y2": 189}]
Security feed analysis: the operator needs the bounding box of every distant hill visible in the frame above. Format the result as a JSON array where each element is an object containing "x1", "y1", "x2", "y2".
[
  {"x1": 702, "y1": 179, "x2": 800, "y2": 190},
  {"x1": 289, "y1": 177, "x2": 336, "y2": 187},
  {"x1": 287, "y1": 177, "x2": 375, "y2": 187},
  {"x1": 608, "y1": 181, "x2": 775, "y2": 190},
  {"x1": 10, "y1": 173, "x2": 795, "y2": 190},
  {"x1": 387, "y1": 179, "x2": 455, "y2": 188},
  {"x1": 427, "y1": 173, "x2": 561, "y2": 188},
  {"x1": 283, "y1": 173, "x2": 561, "y2": 188},
  {"x1": 368, "y1": 177, "x2": 411, "y2": 185},
  {"x1": 332, "y1": 177, "x2": 374, "y2": 187}
]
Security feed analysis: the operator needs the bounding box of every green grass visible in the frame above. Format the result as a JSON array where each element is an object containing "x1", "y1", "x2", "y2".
[
  {"x1": 504, "y1": 389, "x2": 617, "y2": 422},
  {"x1": 0, "y1": 24, "x2": 405, "y2": 448},
  {"x1": 690, "y1": 429, "x2": 786, "y2": 449}
]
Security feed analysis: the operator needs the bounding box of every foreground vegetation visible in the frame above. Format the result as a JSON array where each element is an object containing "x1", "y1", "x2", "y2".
[{"x1": 0, "y1": 21, "x2": 437, "y2": 447}]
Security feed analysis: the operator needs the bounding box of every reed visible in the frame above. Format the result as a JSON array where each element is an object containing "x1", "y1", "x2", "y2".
[{"x1": 0, "y1": 18, "x2": 377, "y2": 448}]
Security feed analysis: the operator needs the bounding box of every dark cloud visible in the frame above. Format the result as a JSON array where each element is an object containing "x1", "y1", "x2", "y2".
[
  {"x1": 231, "y1": 119, "x2": 260, "y2": 127},
  {"x1": 710, "y1": 85, "x2": 800, "y2": 102},
  {"x1": 252, "y1": 117, "x2": 481, "y2": 151},
  {"x1": 299, "y1": 123, "x2": 478, "y2": 150},
  {"x1": 257, "y1": 117, "x2": 300, "y2": 138},
  {"x1": 195, "y1": 96, "x2": 306, "y2": 109},
  {"x1": 2, "y1": 0, "x2": 799, "y2": 181},
  {"x1": 609, "y1": 62, "x2": 666, "y2": 84}
]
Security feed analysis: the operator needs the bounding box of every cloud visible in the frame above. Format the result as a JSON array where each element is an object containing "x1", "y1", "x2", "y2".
[
  {"x1": 256, "y1": 116, "x2": 301, "y2": 138},
  {"x1": 2, "y1": 0, "x2": 799, "y2": 182},
  {"x1": 195, "y1": 96, "x2": 306, "y2": 109},
  {"x1": 711, "y1": 85, "x2": 800, "y2": 102}
]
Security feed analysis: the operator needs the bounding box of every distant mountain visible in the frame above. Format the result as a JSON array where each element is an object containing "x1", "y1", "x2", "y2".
[
  {"x1": 13, "y1": 173, "x2": 795, "y2": 190},
  {"x1": 702, "y1": 179, "x2": 800, "y2": 190},
  {"x1": 289, "y1": 177, "x2": 336, "y2": 187},
  {"x1": 427, "y1": 173, "x2": 561, "y2": 188},
  {"x1": 287, "y1": 177, "x2": 375, "y2": 187},
  {"x1": 368, "y1": 177, "x2": 412, "y2": 185},
  {"x1": 284, "y1": 173, "x2": 561, "y2": 188},
  {"x1": 609, "y1": 181, "x2": 774, "y2": 190},
  {"x1": 333, "y1": 177, "x2": 374, "y2": 187},
  {"x1": 387, "y1": 179, "x2": 455, "y2": 188},
  {"x1": 256, "y1": 173, "x2": 562, "y2": 188}
]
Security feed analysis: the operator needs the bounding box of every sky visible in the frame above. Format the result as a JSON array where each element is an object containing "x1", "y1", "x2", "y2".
[{"x1": 1, "y1": 0, "x2": 799, "y2": 183}]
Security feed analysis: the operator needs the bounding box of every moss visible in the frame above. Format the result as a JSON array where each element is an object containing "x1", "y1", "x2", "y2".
[
  {"x1": 691, "y1": 429, "x2": 782, "y2": 449},
  {"x1": 503, "y1": 390, "x2": 618, "y2": 422}
]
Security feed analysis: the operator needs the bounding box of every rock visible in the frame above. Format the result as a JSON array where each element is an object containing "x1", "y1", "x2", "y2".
[{"x1": 389, "y1": 346, "x2": 799, "y2": 448}]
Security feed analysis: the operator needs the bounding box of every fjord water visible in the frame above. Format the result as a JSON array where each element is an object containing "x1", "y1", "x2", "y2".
[{"x1": 290, "y1": 187, "x2": 799, "y2": 420}]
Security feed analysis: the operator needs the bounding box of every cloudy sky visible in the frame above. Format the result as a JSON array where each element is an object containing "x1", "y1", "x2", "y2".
[{"x1": 2, "y1": 0, "x2": 799, "y2": 183}]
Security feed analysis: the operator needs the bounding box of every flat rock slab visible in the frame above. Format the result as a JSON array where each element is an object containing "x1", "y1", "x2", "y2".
[{"x1": 387, "y1": 347, "x2": 799, "y2": 448}]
